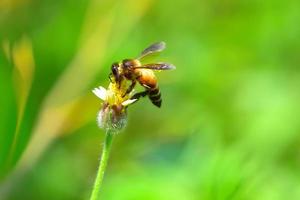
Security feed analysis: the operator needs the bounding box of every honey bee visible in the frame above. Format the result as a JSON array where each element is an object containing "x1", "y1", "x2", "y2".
[{"x1": 110, "y1": 41, "x2": 175, "y2": 107}]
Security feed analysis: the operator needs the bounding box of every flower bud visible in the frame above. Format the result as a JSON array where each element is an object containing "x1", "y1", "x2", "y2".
[
  {"x1": 97, "y1": 102, "x2": 127, "y2": 133},
  {"x1": 93, "y1": 78, "x2": 137, "y2": 133}
]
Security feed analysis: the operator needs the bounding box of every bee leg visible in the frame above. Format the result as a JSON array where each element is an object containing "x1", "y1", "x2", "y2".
[
  {"x1": 130, "y1": 90, "x2": 149, "y2": 101},
  {"x1": 122, "y1": 80, "x2": 136, "y2": 97}
]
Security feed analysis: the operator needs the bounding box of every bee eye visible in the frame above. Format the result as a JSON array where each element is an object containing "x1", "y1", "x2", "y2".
[{"x1": 111, "y1": 63, "x2": 119, "y2": 76}]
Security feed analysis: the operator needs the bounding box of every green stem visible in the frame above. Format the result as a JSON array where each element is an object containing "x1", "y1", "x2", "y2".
[{"x1": 90, "y1": 131, "x2": 114, "y2": 200}]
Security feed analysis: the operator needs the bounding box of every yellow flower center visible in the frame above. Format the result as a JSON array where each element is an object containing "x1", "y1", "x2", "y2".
[{"x1": 106, "y1": 77, "x2": 130, "y2": 106}]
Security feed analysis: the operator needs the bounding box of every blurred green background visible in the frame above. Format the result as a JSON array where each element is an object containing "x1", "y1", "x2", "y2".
[{"x1": 1, "y1": 0, "x2": 300, "y2": 199}]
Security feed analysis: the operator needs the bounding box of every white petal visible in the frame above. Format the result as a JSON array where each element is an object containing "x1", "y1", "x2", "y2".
[
  {"x1": 92, "y1": 86, "x2": 107, "y2": 101},
  {"x1": 122, "y1": 99, "x2": 137, "y2": 106}
]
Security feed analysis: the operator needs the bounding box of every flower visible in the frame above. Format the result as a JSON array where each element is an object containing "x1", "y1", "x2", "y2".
[{"x1": 92, "y1": 78, "x2": 137, "y2": 133}]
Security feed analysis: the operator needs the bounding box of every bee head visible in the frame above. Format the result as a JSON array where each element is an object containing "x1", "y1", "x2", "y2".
[{"x1": 111, "y1": 62, "x2": 120, "y2": 82}]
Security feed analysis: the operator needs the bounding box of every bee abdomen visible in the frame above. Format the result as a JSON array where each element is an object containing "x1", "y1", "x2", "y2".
[{"x1": 149, "y1": 87, "x2": 162, "y2": 108}]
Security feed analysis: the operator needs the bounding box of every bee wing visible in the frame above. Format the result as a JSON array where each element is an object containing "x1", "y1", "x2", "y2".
[
  {"x1": 137, "y1": 42, "x2": 166, "y2": 60},
  {"x1": 134, "y1": 63, "x2": 176, "y2": 70}
]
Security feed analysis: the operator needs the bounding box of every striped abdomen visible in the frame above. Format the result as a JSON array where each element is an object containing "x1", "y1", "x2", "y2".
[
  {"x1": 135, "y1": 68, "x2": 161, "y2": 107},
  {"x1": 148, "y1": 85, "x2": 161, "y2": 107}
]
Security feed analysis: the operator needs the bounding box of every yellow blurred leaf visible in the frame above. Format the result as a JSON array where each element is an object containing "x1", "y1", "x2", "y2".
[{"x1": 7, "y1": 35, "x2": 35, "y2": 167}]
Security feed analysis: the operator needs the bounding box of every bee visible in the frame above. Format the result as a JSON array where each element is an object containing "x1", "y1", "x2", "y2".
[{"x1": 110, "y1": 41, "x2": 175, "y2": 108}]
